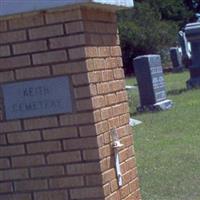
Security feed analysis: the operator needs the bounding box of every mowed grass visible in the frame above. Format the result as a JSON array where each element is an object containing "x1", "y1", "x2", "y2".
[{"x1": 126, "y1": 71, "x2": 200, "y2": 200}]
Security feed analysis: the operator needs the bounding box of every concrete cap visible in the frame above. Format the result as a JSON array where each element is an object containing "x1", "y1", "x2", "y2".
[{"x1": 0, "y1": 0, "x2": 134, "y2": 17}]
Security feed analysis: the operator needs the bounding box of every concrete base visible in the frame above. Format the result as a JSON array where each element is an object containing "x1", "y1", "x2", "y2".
[
  {"x1": 186, "y1": 78, "x2": 200, "y2": 89},
  {"x1": 137, "y1": 99, "x2": 173, "y2": 112}
]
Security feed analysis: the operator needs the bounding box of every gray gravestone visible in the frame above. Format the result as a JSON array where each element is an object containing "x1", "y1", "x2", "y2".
[
  {"x1": 185, "y1": 22, "x2": 200, "y2": 88},
  {"x1": 1, "y1": 76, "x2": 72, "y2": 120},
  {"x1": 170, "y1": 47, "x2": 183, "y2": 72},
  {"x1": 133, "y1": 54, "x2": 173, "y2": 111}
]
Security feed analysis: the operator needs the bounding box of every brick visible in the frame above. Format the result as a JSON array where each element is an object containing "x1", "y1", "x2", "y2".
[
  {"x1": 66, "y1": 162, "x2": 101, "y2": 175},
  {"x1": 74, "y1": 84, "x2": 97, "y2": 99},
  {"x1": 49, "y1": 176, "x2": 84, "y2": 189},
  {"x1": 79, "y1": 125, "x2": 96, "y2": 137},
  {"x1": 0, "y1": 20, "x2": 7, "y2": 32},
  {"x1": 101, "y1": 107, "x2": 113, "y2": 120},
  {"x1": 46, "y1": 9, "x2": 81, "y2": 24},
  {"x1": 98, "y1": 47, "x2": 110, "y2": 57},
  {"x1": 9, "y1": 14, "x2": 44, "y2": 30},
  {"x1": 13, "y1": 40, "x2": 47, "y2": 55},
  {"x1": 0, "y1": 134, "x2": 7, "y2": 145},
  {"x1": 68, "y1": 47, "x2": 85, "y2": 60},
  {"x1": 111, "y1": 46, "x2": 122, "y2": 57},
  {"x1": 119, "y1": 113, "x2": 130, "y2": 126},
  {"x1": 29, "y1": 24, "x2": 64, "y2": 39},
  {"x1": 106, "y1": 57, "x2": 118, "y2": 69},
  {"x1": 43, "y1": 127, "x2": 78, "y2": 140},
  {"x1": 85, "y1": 174, "x2": 102, "y2": 186},
  {"x1": 0, "y1": 193, "x2": 32, "y2": 200},
  {"x1": 27, "y1": 141, "x2": 61, "y2": 154},
  {"x1": 120, "y1": 184, "x2": 129, "y2": 199},
  {"x1": 0, "y1": 158, "x2": 10, "y2": 169},
  {"x1": 49, "y1": 34, "x2": 85, "y2": 49},
  {"x1": 85, "y1": 47, "x2": 98, "y2": 58},
  {"x1": 0, "y1": 71, "x2": 14, "y2": 83},
  {"x1": 7, "y1": 130, "x2": 41, "y2": 144},
  {"x1": 96, "y1": 82, "x2": 111, "y2": 94},
  {"x1": 24, "y1": 117, "x2": 58, "y2": 130},
  {"x1": 99, "y1": 145, "x2": 112, "y2": 158},
  {"x1": 116, "y1": 91, "x2": 128, "y2": 103},
  {"x1": 65, "y1": 21, "x2": 84, "y2": 34},
  {"x1": 0, "y1": 45, "x2": 10, "y2": 57},
  {"x1": 83, "y1": 149, "x2": 99, "y2": 161},
  {"x1": 0, "y1": 168, "x2": 28, "y2": 181},
  {"x1": 52, "y1": 61, "x2": 87, "y2": 75},
  {"x1": 103, "y1": 183, "x2": 111, "y2": 196},
  {"x1": 11, "y1": 154, "x2": 45, "y2": 167},
  {"x1": 70, "y1": 187, "x2": 104, "y2": 199},
  {"x1": 76, "y1": 99, "x2": 93, "y2": 111},
  {"x1": 34, "y1": 190, "x2": 69, "y2": 200},
  {"x1": 105, "y1": 93, "x2": 118, "y2": 106},
  {"x1": 110, "y1": 179, "x2": 118, "y2": 192},
  {"x1": 112, "y1": 104, "x2": 125, "y2": 117},
  {"x1": 0, "y1": 55, "x2": 30, "y2": 70},
  {"x1": 102, "y1": 169, "x2": 116, "y2": 184},
  {"x1": 91, "y1": 96, "x2": 106, "y2": 109},
  {"x1": 16, "y1": 65, "x2": 50, "y2": 80},
  {"x1": 0, "y1": 182, "x2": 13, "y2": 193},
  {"x1": 47, "y1": 151, "x2": 81, "y2": 164},
  {"x1": 102, "y1": 70, "x2": 114, "y2": 82},
  {"x1": 129, "y1": 178, "x2": 140, "y2": 193},
  {"x1": 88, "y1": 71, "x2": 103, "y2": 83},
  {"x1": 63, "y1": 137, "x2": 98, "y2": 150},
  {"x1": 0, "y1": 145, "x2": 25, "y2": 157},
  {"x1": 105, "y1": 191, "x2": 120, "y2": 200},
  {"x1": 32, "y1": 50, "x2": 67, "y2": 65},
  {"x1": 114, "y1": 68, "x2": 125, "y2": 79},
  {"x1": 0, "y1": 30, "x2": 26, "y2": 44},
  {"x1": 30, "y1": 165, "x2": 64, "y2": 178},
  {"x1": 72, "y1": 73, "x2": 89, "y2": 86},
  {"x1": 14, "y1": 179, "x2": 48, "y2": 192}
]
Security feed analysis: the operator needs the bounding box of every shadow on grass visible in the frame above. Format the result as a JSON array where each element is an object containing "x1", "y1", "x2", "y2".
[{"x1": 167, "y1": 88, "x2": 188, "y2": 96}]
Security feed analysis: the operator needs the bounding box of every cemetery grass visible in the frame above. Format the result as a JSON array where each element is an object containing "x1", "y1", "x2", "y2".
[{"x1": 126, "y1": 71, "x2": 200, "y2": 200}]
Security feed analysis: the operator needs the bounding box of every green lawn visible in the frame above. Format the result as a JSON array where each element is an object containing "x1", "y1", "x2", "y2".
[{"x1": 126, "y1": 71, "x2": 200, "y2": 200}]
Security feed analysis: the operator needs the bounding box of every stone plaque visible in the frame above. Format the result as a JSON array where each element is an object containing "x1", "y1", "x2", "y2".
[
  {"x1": 133, "y1": 55, "x2": 167, "y2": 107},
  {"x1": 1, "y1": 76, "x2": 72, "y2": 120}
]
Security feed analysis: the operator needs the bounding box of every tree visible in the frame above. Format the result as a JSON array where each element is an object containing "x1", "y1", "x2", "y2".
[{"x1": 118, "y1": 1, "x2": 181, "y2": 74}]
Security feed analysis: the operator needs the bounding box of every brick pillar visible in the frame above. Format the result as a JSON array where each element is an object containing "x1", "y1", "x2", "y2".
[{"x1": 0, "y1": 5, "x2": 141, "y2": 200}]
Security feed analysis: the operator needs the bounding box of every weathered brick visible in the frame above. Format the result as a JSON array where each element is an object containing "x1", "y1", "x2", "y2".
[
  {"x1": 9, "y1": 14, "x2": 44, "y2": 30},
  {"x1": 88, "y1": 71, "x2": 103, "y2": 83},
  {"x1": 11, "y1": 154, "x2": 45, "y2": 167},
  {"x1": 0, "y1": 71, "x2": 14, "y2": 83},
  {"x1": 79, "y1": 125, "x2": 97, "y2": 137},
  {"x1": 85, "y1": 47, "x2": 98, "y2": 58},
  {"x1": 85, "y1": 174, "x2": 102, "y2": 186},
  {"x1": 120, "y1": 184, "x2": 129, "y2": 199},
  {"x1": 0, "y1": 145, "x2": 25, "y2": 157},
  {"x1": 70, "y1": 186, "x2": 104, "y2": 199},
  {"x1": 83, "y1": 149, "x2": 99, "y2": 161},
  {"x1": 34, "y1": 190, "x2": 69, "y2": 200},
  {"x1": 76, "y1": 99, "x2": 93, "y2": 111},
  {"x1": 111, "y1": 46, "x2": 122, "y2": 57},
  {"x1": 29, "y1": 24, "x2": 64, "y2": 39},
  {"x1": 96, "y1": 82, "x2": 111, "y2": 94},
  {"x1": 0, "y1": 168, "x2": 28, "y2": 181},
  {"x1": 74, "y1": 84, "x2": 97, "y2": 99},
  {"x1": 13, "y1": 40, "x2": 47, "y2": 55},
  {"x1": 16, "y1": 65, "x2": 50, "y2": 80},
  {"x1": 0, "y1": 30, "x2": 26, "y2": 44},
  {"x1": 101, "y1": 107, "x2": 113, "y2": 120},
  {"x1": 32, "y1": 50, "x2": 67, "y2": 65},
  {"x1": 43, "y1": 127, "x2": 78, "y2": 140},
  {"x1": 0, "y1": 182, "x2": 13, "y2": 193},
  {"x1": 47, "y1": 151, "x2": 81, "y2": 164},
  {"x1": 14, "y1": 179, "x2": 48, "y2": 192},
  {"x1": 0, "y1": 20, "x2": 8, "y2": 32},
  {"x1": 0, "y1": 193, "x2": 32, "y2": 200},
  {"x1": 23, "y1": 117, "x2": 58, "y2": 130},
  {"x1": 72, "y1": 73, "x2": 89, "y2": 86},
  {"x1": 0, "y1": 158, "x2": 10, "y2": 169},
  {"x1": 27, "y1": 141, "x2": 61, "y2": 154},
  {"x1": 49, "y1": 34, "x2": 85, "y2": 49},
  {"x1": 102, "y1": 169, "x2": 116, "y2": 184},
  {"x1": 52, "y1": 61, "x2": 87, "y2": 75},
  {"x1": 49, "y1": 176, "x2": 84, "y2": 189},
  {"x1": 0, "y1": 45, "x2": 10, "y2": 57},
  {"x1": 63, "y1": 137, "x2": 98, "y2": 150},
  {"x1": 0, "y1": 55, "x2": 30, "y2": 70},
  {"x1": 7, "y1": 130, "x2": 41, "y2": 144},
  {"x1": 65, "y1": 21, "x2": 84, "y2": 34},
  {"x1": 45, "y1": 9, "x2": 81, "y2": 24},
  {"x1": 30, "y1": 165, "x2": 64, "y2": 178},
  {"x1": 68, "y1": 47, "x2": 85, "y2": 60}
]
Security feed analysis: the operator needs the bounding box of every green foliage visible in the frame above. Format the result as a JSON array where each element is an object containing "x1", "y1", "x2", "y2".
[{"x1": 118, "y1": 0, "x2": 194, "y2": 74}]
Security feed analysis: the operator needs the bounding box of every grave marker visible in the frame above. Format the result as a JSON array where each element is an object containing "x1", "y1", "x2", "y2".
[
  {"x1": 133, "y1": 54, "x2": 173, "y2": 111},
  {"x1": 170, "y1": 47, "x2": 183, "y2": 72}
]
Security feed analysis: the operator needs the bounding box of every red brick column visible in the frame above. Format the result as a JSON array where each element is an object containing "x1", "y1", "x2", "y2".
[{"x1": 0, "y1": 5, "x2": 141, "y2": 200}]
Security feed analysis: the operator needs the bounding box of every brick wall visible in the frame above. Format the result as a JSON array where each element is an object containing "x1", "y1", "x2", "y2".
[{"x1": 0, "y1": 5, "x2": 141, "y2": 200}]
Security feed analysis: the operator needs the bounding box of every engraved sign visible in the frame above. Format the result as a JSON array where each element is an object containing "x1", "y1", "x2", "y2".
[
  {"x1": 1, "y1": 76, "x2": 72, "y2": 120},
  {"x1": 134, "y1": 55, "x2": 167, "y2": 106}
]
